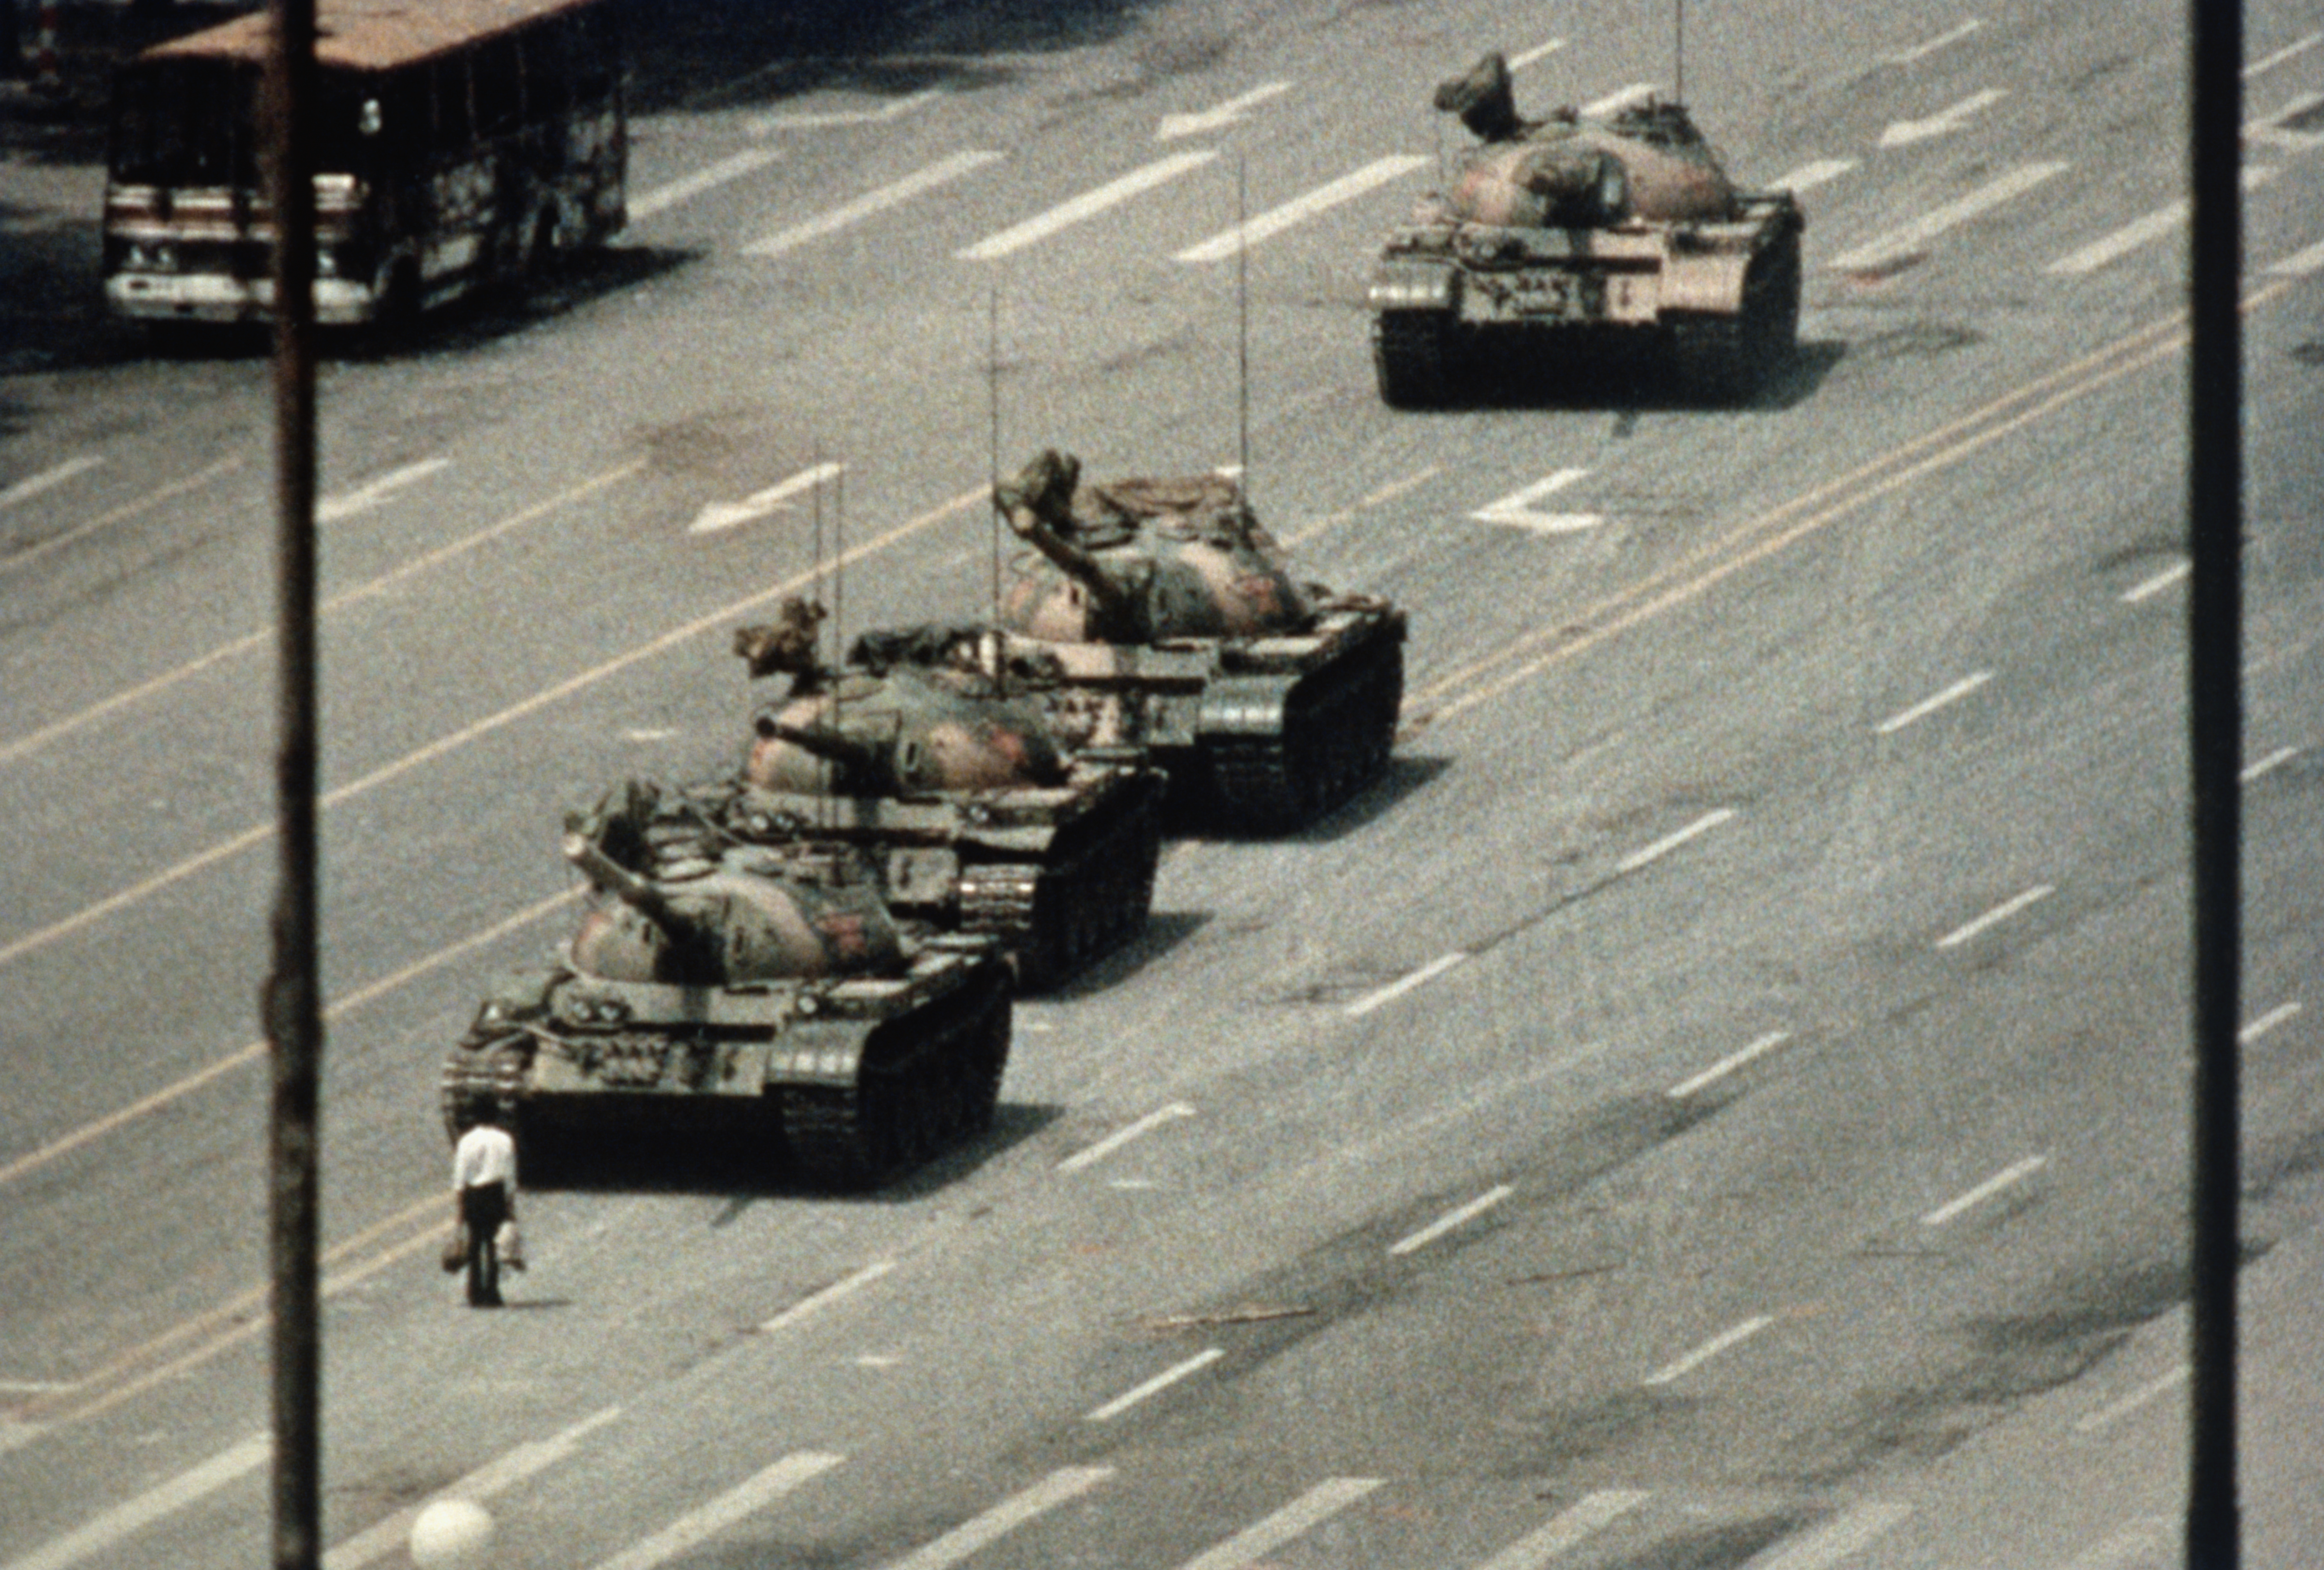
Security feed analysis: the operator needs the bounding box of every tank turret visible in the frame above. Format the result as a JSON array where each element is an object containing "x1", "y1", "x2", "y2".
[{"x1": 742, "y1": 666, "x2": 1068, "y2": 797}]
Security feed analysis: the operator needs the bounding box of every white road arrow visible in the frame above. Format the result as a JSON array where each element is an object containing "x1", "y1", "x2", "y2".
[
  {"x1": 1878, "y1": 87, "x2": 2006, "y2": 147},
  {"x1": 1472, "y1": 468, "x2": 1600, "y2": 533},
  {"x1": 316, "y1": 457, "x2": 450, "y2": 523},
  {"x1": 688, "y1": 461, "x2": 844, "y2": 535},
  {"x1": 1156, "y1": 81, "x2": 1292, "y2": 141}
]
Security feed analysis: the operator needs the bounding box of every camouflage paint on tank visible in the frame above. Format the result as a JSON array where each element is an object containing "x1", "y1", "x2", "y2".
[{"x1": 743, "y1": 666, "x2": 1068, "y2": 796}]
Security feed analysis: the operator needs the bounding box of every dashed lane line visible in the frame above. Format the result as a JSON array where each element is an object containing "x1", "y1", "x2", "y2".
[
  {"x1": 1667, "y1": 1030, "x2": 1793, "y2": 1099},
  {"x1": 2120, "y1": 559, "x2": 2190, "y2": 601},
  {"x1": 1643, "y1": 1316, "x2": 1775, "y2": 1386},
  {"x1": 1742, "y1": 1501, "x2": 1913, "y2": 1569},
  {"x1": 1934, "y1": 885, "x2": 2053, "y2": 949},
  {"x1": 1875, "y1": 670, "x2": 1992, "y2": 734},
  {"x1": 316, "y1": 456, "x2": 451, "y2": 522},
  {"x1": 1279, "y1": 463, "x2": 1441, "y2": 548},
  {"x1": 958, "y1": 152, "x2": 1217, "y2": 261},
  {"x1": 1615, "y1": 808, "x2": 1734, "y2": 874},
  {"x1": 2239, "y1": 1002, "x2": 2302, "y2": 1044},
  {"x1": 1877, "y1": 87, "x2": 2006, "y2": 149},
  {"x1": 2073, "y1": 1365, "x2": 2189, "y2": 1433},
  {"x1": 1175, "y1": 155, "x2": 1430, "y2": 262},
  {"x1": 759, "y1": 1261, "x2": 897, "y2": 1333},
  {"x1": 590, "y1": 1452, "x2": 845, "y2": 1570},
  {"x1": 2267, "y1": 235, "x2": 2324, "y2": 276},
  {"x1": 0, "y1": 454, "x2": 103, "y2": 512},
  {"x1": 2241, "y1": 745, "x2": 2300, "y2": 782},
  {"x1": 754, "y1": 87, "x2": 943, "y2": 133},
  {"x1": 0, "y1": 1433, "x2": 268, "y2": 1570},
  {"x1": 1389, "y1": 1185, "x2": 1514, "y2": 1256},
  {"x1": 1345, "y1": 951, "x2": 1468, "y2": 1017},
  {"x1": 1887, "y1": 20, "x2": 1983, "y2": 67},
  {"x1": 1770, "y1": 158, "x2": 1857, "y2": 194},
  {"x1": 1083, "y1": 1348, "x2": 1224, "y2": 1421},
  {"x1": 0, "y1": 454, "x2": 240, "y2": 581},
  {"x1": 1057, "y1": 1103, "x2": 1196, "y2": 1171},
  {"x1": 1176, "y1": 1478, "x2": 1385, "y2": 1570},
  {"x1": 1581, "y1": 83, "x2": 1658, "y2": 117},
  {"x1": 1827, "y1": 161, "x2": 2069, "y2": 272},
  {"x1": 325, "y1": 1406, "x2": 622, "y2": 1570},
  {"x1": 628, "y1": 147, "x2": 783, "y2": 221},
  {"x1": 689, "y1": 460, "x2": 845, "y2": 534},
  {"x1": 2044, "y1": 164, "x2": 2281, "y2": 276},
  {"x1": 882, "y1": 1467, "x2": 1116, "y2": 1570},
  {"x1": 1508, "y1": 39, "x2": 1568, "y2": 70},
  {"x1": 744, "y1": 150, "x2": 1004, "y2": 258},
  {"x1": 1470, "y1": 1490, "x2": 1650, "y2": 1570},
  {"x1": 1922, "y1": 1155, "x2": 2047, "y2": 1225},
  {"x1": 2246, "y1": 31, "x2": 2324, "y2": 79}
]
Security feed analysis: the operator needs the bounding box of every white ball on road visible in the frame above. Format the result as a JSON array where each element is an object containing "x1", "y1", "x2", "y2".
[{"x1": 409, "y1": 1499, "x2": 495, "y2": 1568}]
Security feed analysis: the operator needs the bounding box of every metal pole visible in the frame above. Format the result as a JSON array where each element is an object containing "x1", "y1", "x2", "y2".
[
  {"x1": 2185, "y1": 0, "x2": 2242, "y2": 1566},
  {"x1": 262, "y1": 0, "x2": 323, "y2": 1563},
  {"x1": 1236, "y1": 153, "x2": 1250, "y2": 494}
]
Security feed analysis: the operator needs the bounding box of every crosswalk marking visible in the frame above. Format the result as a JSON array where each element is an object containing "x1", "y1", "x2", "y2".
[
  {"x1": 1744, "y1": 1501, "x2": 1913, "y2": 1568},
  {"x1": 1471, "y1": 1490, "x2": 1650, "y2": 1569},
  {"x1": 591, "y1": 1452, "x2": 844, "y2": 1570},
  {"x1": 882, "y1": 1467, "x2": 1115, "y2": 1570},
  {"x1": 1175, "y1": 156, "x2": 1429, "y2": 262},
  {"x1": 745, "y1": 151, "x2": 1004, "y2": 258},
  {"x1": 1175, "y1": 1478, "x2": 1385, "y2": 1570},
  {"x1": 1827, "y1": 162, "x2": 2069, "y2": 272},
  {"x1": 959, "y1": 152, "x2": 1216, "y2": 260}
]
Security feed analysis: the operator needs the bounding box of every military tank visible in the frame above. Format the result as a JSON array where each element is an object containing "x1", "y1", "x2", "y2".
[
  {"x1": 719, "y1": 606, "x2": 1165, "y2": 990},
  {"x1": 438, "y1": 809, "x2": 1013, "y2": 1188},
  {"x1": 1368, "y1": 51, "x2": 1803, "y2": 405},
  {"x1": 861, "y1": 450, "x2": 1406, "y2": 831}
]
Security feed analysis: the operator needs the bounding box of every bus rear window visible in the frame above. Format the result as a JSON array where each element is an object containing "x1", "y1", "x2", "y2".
[{"x1": 110, "y1": 60, "x2": 261, "y2": 188}]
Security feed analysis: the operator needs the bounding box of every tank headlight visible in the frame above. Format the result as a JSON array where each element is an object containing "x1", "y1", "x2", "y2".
[
  {"x1": 796, "y1": 994, "x2": 819, "y2": 1016},
  {"x1": 481, "y1": 1002, "x2": 504, "y2": 1023}
]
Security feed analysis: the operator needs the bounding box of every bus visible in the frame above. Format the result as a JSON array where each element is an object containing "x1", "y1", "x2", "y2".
[{"x1": 102, "y1": 0, "x2": 626, "y2": 327}]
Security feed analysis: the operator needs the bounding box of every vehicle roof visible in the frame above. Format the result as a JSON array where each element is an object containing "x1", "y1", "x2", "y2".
[{"x1": 141, "y1": 0, "x2": 603, "y2": 72}]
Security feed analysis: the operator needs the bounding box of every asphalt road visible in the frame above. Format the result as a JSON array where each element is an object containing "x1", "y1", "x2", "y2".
[{"x1": 3, "y1": 0, "x2": 2323, "y2": 1565}]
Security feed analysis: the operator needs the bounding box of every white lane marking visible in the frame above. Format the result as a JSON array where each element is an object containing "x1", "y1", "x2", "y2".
[
  {"x1": 2046, "y1": 165, "x2": 2281, "y2": 276},
  {"x1": 2246, "y1": 31, "x2": 2324, "y2": 80},
  {"x1": 1472, "y1": 468, "x2": 1600, "y2": 533},
  {"x1": 1057, "y1": 1103, "x2": 1196, "y2": 1171},
  {"x1": 2247, "y1": 90, "x2": 2324, "y2": 151},
  {"x1": 1581, "y1": 83, "x2": 1659, "y2": 117},
  {"x1": 1875, "y1": 670, "x2": 1992, "y2": 734},
  {"x1": 0, "y1": 454, "x2": 241, "y2": 581},
  {"x1": 0, "y1": 455, "x2": 103, "y2": 513},
  {"x1": 1176, "y1": 1478, "x2": 1385, "y2": 1570},
  {"x1": 591, "y1": 1452, "x2": 844, "y2": 1570},
  {"x1": 1156, "y1": 81, "x2": 1293, "y2": 141},
  {"x1": 1922, "y1": 1155, "x2": 2047, "y2": 1225},
  {"x1": 1667, "y1": 1030, "x2": 1793, "y2": 1099},
  {"x1": 2242, "y1": 745, "x2": 2301, "y2": 782},
  {"x1": 0, "y1": 1420, "x2": 42, "y2": 1454},
  {"x1": 316, "y1": 457, "x2": 451, "y2": 524},
  {"x1": 325, "y1": 1406, "x2": 621, "y2": 1569},
  {"x1": 883, "y1": 1467, "x2": 1116, "y2": 1570},
  {"x1": 1643, "y1": 1316, "x2": 1775, "y2": 1386},
  {"x1": 754, "y1": 87, "x2": 942, "y2": 133},
  {"x1": 1827, "y1": 161, "x2": 2069, "y2": 272},
  {"x1": 1083, "y1": 1348, "x2": 1225, "y2": 1420},
  {"x1": 855, "y1": 1354, "x2": 903, "y2": 1367},
  {"x1": 1175, "y1": 155, "x2": 1430, "y2": 261},
  {"x1": 759, "y1": 1260, "x2": 896, "y2": 1332},
  {"x1": 690, "y1": 460, "x2": 846, "y2": 534},
  {"x1": 1390, "y1": 1184, "x2": 1515, "y2": 1256},
  {"x1": 1935, "y1": 884, "x2": 2053, "y2": 949},
  {"x1": 623, "y1": 727, "x2": 679, "y2": 742},
  {"x1": 2060, "y1": 1516, "x2": 2176, "y2": 1569},
  {"x1": 1, "y1": 1432, "x2": 268, "y2": 1570},
  {"x1": 1510, "y1": 39, "x2": 1569, "y2": 70},
  {"x1": 744, "y1": 150, "x2": 1004, "y2": 258},
  {"x1": 2266, "y1": 235, "x2": 2324, "y2": 276},
  {"x1": 1887, "y1": 19, "x2": 1983, "y2": 66},
  {"x1": 1345, "y1": 951, "x2": 1468, "y2": 1017},
  {"x1": 0, "y1": 1379, "x2": 74, "y2": 1393},
  {"x1": 2074, "y1": 1365, "x2": 2189, "y2": 1432},
  {"x1": 1769, "y1": 158, "x2": 1857, "y2": 194},
  {"x1": 959, "y1": 151, "x2": 1217, "y2": 260},
  {"x1": 2121, "y1": 559, "x2": 2190, "y2": 601},
  {"x1": 629, "y1": 148, "x2": 784, "y2": 220},
  {"x1": 1878, "y1": 87, "x2": 2007, "y2": 148},
  {"x1": 1471, "y1": 1489, "x2": 1650, "y2": 1570},
  {"x1": 2240, "y1": 1002, "x2": 2302, "y2": 1044},
  {"x1": 1616, "y1": 808, "x2": 1736, "y2": 874},
  {"x1": 1745, "y1": 1502, "x2": 1914, "y2": 1568}
]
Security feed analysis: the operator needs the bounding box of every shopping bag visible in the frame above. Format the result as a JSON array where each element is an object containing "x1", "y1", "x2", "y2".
[
  {"x1": 495, "y1": 1220, "x2": 525, "y2": 1272},
  {"x1": 439, "y1": 1224, "x2": 467, "y2": 1274}
]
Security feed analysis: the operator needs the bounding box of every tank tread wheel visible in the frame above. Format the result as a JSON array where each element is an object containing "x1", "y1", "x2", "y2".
[
  {"x1": 1670, "y1": 232, "x2": 1800, "y2": 402},
  {"x1": 1373, "y1": 311, "x2": 1457, "y2": 409},
  {"x1": 1206, "y1": 633, "x2": 1406, "y2": 831},
  {"x1": 959, "y1": 783, "x2": 1161, "y2": 989},
  {"x1": 779, "y1": 972, "x2": 1009, "y2": 1188}
]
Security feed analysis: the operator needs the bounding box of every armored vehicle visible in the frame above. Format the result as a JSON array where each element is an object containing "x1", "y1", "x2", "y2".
[
  {"x1": 723, "y1": 608, "x2": 1166, "y2": 989},
  {"x1": 865, "y1": 450, "x2": 1405, "y2": 831},
  {"x1": 439, "y1": 808, "x2": 1012, "y2": 1188},
  {"x1": 1369, "y1": 51, "x2": 1803, "y2": 405}
]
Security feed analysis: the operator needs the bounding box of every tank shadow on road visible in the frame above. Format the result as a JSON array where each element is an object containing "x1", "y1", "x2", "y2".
[
  {"x1": 1042, "y1": 910, "x2": 1209, "y2": 998},
  {"x1": 1448, "y1": 335, "x2": 1846, "y2": 414}
]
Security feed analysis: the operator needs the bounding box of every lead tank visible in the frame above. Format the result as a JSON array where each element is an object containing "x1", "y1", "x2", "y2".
[
  {"x1": 1369, "y1": 51, "x2": 1802, "y2": 405},
  {"x1": 864, "y1": 450, "x2": 1406, "y2": 830},
  {"x1": 438, "y1": 807, "x2": 1012, "y2": 1188},
  {"x1": 721, "y1": 605, "x2": 1166, "y2": 990}
]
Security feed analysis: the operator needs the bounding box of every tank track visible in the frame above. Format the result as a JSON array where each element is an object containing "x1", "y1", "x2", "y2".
[
  {"x1": 958, "y1": 784, "x2": 1161, "y2": 990},
  {"x1": 437, "y1": 1034, "x2": 533, "y2": 1140},
  {"x1": 1373, "y1": 311, "x2": 1457, "y2": 409},
  {"x1": 780, "y1": 975, "x2": 1011, "y2": 1189},
  {"x1": 1668, "y1": 232, "x2": 1801, "y2": 402},
  {"x1": 1205, "y1": 631, "x2": 1404, "y2": 831}
]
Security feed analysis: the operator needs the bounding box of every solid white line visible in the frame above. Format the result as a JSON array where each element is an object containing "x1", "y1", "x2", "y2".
[
  {"x1": 0, "y1": 455, "x2": 103, "y2": 512},
  {"x1": 1745, "y1": 1501, "x2": 1913, "y2": 1568},
  {"x1": 1875, "y1": 670, "x2": 1992, "y2": 734},
  {"x1": 1390, "y1": 1185, "x2": 1515, "y2": 1256},
  {"x1": 1827, "y1": 161, "x2": 2069, "y2": 271},
  {"x1": 1922, "y1": 1155, "x2": 2047, "y2": 1225},
  {"x1": 759, "y1": 1260, "x2": 896, "y2": 1332},
  {"x1": 2074, "y1": 1365, "x2": 2189, "y2": 1432},
  {"x1": 1471, "y1": 1489, "x2": 1650, "y2": 1570},
  {"x1": 1644, "y1": 1316, "x2": 1774, "y2": 1386},
  {"x1": 1175, "y1": 1478, "x2": 1385, "y2": 1570},
  {"x1": 629, "y1": 147, "x2": 784, "y2": 221},
  {"x1": 1581, "y1": 83, "x2": 1659, "y2": 117},
  {"x1": 744, "y1": 150, "x2": 1004, "y2": 258},
  {"x1": 1, "y1": 1432, "x2": 268, "y2": 1570},
  {"x1": 317, "y1": 457, "x2": 451, "y2": 523},
  {"x1": 1057, "y1": 1103, "x2": 1196, "y2": 1171},
  {"x1": 2121, "y1": 560, "x2": 2190, "y2": 601},
  {"x1": 882, "y1": 1467, "x2": 1116, "y2": 1570},
  {"x1": 591, "y1": 1452, "x2": 843, "y2": 1570},
  {"x1": 959, "y1": 151, "x2": 1217, "y2": 260},
  {"x1": 2045, "y1": 166, "x2": 2279, "y2": 276},
  {"x1": 2246, "y1": 31, "x2": 2324, "y2": 79},
  {"x1": 1667, "y1": 1030, "x2": 1793, "y2": 1099},
  {"x1": 2241, "y1": 745, "x2": 2300, "y2": 782},
  {"x1": 1175, "y1": 155, "x2": 1430, "y2": 262},
  {"x1": 325, "y1": 1406, "x2": 622, "y2": 1569},
  {"x1": 1083, "y1": 1348, "x2": 1224, "y2": 1420},
  {"x1": 1345, "y1": 951, "x2": 1468, "y2": 1017},
  {"x1": 1509, "y1": 39, "x2": 1568, "y2": 70},
  {"x1": 1616, "y1": 808, "x2": 1735, "y2": 873},
  {"x1": 2266, "y1": 235, "x2": 2324, "y2": 276},
  {"x1": 2239, "y1": 1002, "x2": 2302, "y2": 1044},
  {"x1": 1935, "y1": 884, "x2": 2053, "y2": 949},
  {"x1": 1769, "y1": 158, "x2": 1857, "y2": 194},
  {"x1": 1888, "y1": 19, "x2": 1983, "y2": 66}
]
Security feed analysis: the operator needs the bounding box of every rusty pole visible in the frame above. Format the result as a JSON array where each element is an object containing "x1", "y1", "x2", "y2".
[
  {"x1": 2185, "y1": 0, "x2": 2242, "y2": 1566},
  {"x1": 262, "y1": 0, "x2": 323, "y2": 1563}
]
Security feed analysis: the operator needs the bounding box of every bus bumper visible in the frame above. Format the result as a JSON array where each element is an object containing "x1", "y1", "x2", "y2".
[{"x1": 107, "y1": 274, "x2": 377, "y2": 327}]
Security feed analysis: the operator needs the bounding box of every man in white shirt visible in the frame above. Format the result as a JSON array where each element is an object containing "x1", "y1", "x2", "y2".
[{"x1": 451, "y1": 1106, "x2": 518, "y2": 1308}]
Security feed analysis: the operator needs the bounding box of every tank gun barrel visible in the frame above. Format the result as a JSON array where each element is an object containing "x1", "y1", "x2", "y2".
[
  {"x1": 760, "y1": 718, "x2": 885, "y2": 774},
  {"x1": 563, "y1": 832, "x2": 682, "y2": 931},
  {"x1": 994, "y1": 451, "x2": 1135, "y2": 619}
]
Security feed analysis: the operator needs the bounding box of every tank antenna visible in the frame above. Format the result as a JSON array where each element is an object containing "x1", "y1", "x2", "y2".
[
  {"x1": 811, "y1": 448, "x2": 829, "y2": 826},
  {"x1": 1674, "y1": 0, "x2": 1686, "y2": 104},
  {"x1": 988, "y1": 283, "x2": 1003, "y2": 628},
  {"x1": 1236, "y1": 151, "x2": 1251, "y2": 501}
]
